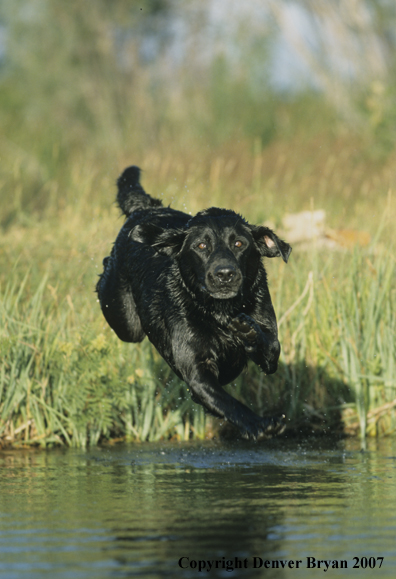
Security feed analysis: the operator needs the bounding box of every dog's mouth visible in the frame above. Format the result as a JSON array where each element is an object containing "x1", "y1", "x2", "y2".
[
  {"x1": 209, "y1": 289, "x2": 239, "y2": 300},
  {"x1": 200, "y1": 284, "x2": 239, "y2": 299}
]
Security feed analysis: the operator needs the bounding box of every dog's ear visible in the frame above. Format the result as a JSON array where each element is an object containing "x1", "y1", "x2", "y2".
[
  {"x1": 250, "y1": 226, "x2": 292, "y2": 263},
  {"x1": 130, "y1": 223, "x2": 186, "y2": 256}
]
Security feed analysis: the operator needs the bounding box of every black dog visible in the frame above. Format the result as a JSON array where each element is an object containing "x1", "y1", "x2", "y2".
[{"x1": 96, "y1": 166, "x2": 291, "y2": 440}]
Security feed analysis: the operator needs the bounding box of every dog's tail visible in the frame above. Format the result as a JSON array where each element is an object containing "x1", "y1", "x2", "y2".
[{"x1": 116, "y1": 166, "x2": 162, "y2": 217}]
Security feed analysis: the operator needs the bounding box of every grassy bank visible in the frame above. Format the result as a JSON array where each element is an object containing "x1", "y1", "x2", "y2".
[{"x1": 1, "y1": 155, "x2": 395, "y2": 447}]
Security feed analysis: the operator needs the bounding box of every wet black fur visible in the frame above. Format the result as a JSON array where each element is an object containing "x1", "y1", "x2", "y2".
[{"x1": 96, "y1": 166, "x2": 292, "y2": 440}]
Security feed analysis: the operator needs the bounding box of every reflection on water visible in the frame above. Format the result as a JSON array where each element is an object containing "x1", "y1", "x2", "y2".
[{"x1": 0, "y1": 438, "x2": 395, "y2": 578}]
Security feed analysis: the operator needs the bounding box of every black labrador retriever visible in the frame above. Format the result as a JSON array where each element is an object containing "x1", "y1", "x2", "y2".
[{"x1": 96, "y1": 166, "x2": 291, "y2": 440}]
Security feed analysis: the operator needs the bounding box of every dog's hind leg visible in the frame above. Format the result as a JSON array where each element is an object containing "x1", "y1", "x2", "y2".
[{"x1": 96, "y1": 256, "x2": 145, "y2": 343}]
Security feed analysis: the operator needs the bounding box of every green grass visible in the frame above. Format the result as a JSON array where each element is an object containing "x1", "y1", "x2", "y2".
[
  {"x1": 0, "y1": 270, "x2": 206, "y2": 447},
  {"x1": 1, "y1": 214, "x2": 395, "y2": 446},
  {"x1": 1, "y1": 145, "x2": 395, "y2": 447}
]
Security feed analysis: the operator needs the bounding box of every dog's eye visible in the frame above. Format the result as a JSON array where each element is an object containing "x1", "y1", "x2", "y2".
[
  {"x1": 234, "y1": 240, "x2": 243, "y2": 248},
  {"x1": 197, "y1": 242, "x2": 207, "y2": 250}
]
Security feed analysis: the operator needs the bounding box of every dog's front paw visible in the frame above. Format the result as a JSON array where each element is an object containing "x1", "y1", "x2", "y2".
[
  {"x1": 228, "y1": 313, "x2": 258, "y2": 343},
  {"x1": 240, "y1": 414, "x2": 286, "y2": 441}
]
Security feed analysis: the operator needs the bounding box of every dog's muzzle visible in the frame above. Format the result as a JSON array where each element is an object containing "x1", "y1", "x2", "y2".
[{"x1": 206, "y1": 264, "x2": 243, "y2": 299}]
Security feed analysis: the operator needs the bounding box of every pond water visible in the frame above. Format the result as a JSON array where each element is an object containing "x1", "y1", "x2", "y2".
[{"x1": 0, "y1": 437, "x2": 395, "y2": 579}]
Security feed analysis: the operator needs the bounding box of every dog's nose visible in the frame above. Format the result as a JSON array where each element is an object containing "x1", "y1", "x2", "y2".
[{"x1": 214, "y1": 265, "x2": 236, "y2": 283}]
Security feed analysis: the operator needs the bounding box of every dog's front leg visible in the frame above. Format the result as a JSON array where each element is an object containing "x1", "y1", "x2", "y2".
[
  {"x1": 182, "y1": 361, "x2": 283, "y2": 440},
  {"x1": 228, "y1": 313, "x2": 280, "y2": 374}
]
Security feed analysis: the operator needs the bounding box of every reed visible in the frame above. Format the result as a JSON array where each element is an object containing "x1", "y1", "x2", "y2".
[
  {"x1": 0, "y1": 270, "x2": 206, "y2": 447},
  {"x1": 1, "y1": 222, "x2": 395, "y2": 446}
]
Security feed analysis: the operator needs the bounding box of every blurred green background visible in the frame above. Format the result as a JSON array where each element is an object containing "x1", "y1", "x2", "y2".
[{"x1": 1, "y1": 0, "x2": 395, "y2": 447}]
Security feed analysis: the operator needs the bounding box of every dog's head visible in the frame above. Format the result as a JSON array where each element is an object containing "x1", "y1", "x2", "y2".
[{"x1": 131, "y1": 207, "x2": 291, "y2": 300}]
